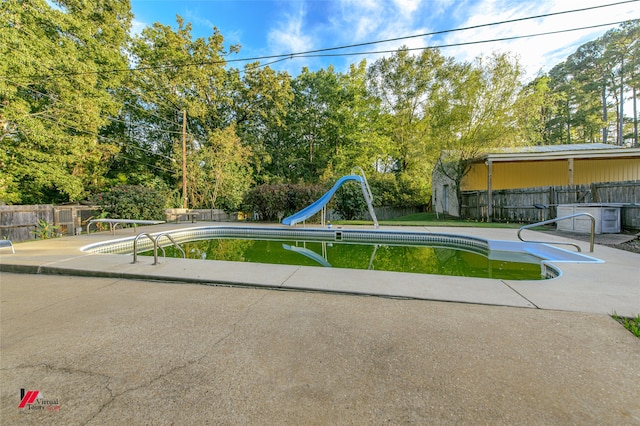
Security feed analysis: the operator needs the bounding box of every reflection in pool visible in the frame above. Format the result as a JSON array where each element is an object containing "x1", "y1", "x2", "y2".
[{"x1": 141, "y1": 238, "x2": 546, "y2": 280}]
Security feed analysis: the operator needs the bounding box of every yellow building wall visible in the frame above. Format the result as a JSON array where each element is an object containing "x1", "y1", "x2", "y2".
[
  {"x1": 574, "y1": 158, "x2": 640, "y2": 183},
  {"x1": 460, "y1": 163, "x2": 488, "y2": 190},
  {"x1": 461, "y1": 157, "x2": 640, "y2": 191}
]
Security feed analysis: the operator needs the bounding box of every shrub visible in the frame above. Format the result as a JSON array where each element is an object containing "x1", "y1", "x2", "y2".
[
  {"x1": 32, "y1": 219, "x2": 60, "y2": 239},
  {"x1": 368, "y1": 173, "x2": 400, "y2": 207},
  {"x1": 334, "y1": 182, "x2": 368, "y2": 220},
  {"x1": 92, "y1": 185, "x2": 166, "y2": 220},
  {"x1": 243, "y1": 183, "x2": 325, "y2": 221}
]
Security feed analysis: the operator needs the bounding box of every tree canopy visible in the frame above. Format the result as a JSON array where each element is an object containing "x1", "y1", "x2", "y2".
[
  {"x1": 1, "y1": 2, "x2": 637, "y2": 209},
  {"x1": 1, "y1": 0, "x2": 132, "y2": 203}
]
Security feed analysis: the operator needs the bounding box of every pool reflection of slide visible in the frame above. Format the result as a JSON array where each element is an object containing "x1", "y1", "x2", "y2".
[{"x1": 282, "y1": 244, "x2": 332, "y2": 267}]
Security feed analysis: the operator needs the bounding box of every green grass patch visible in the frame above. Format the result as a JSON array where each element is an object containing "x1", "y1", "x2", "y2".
[
  {"x1": 612, "y1": 314, "x2": 640, "y2": 338},
  {"x1": 332, "y1": 212, "x2": 524, "y2": 229}
]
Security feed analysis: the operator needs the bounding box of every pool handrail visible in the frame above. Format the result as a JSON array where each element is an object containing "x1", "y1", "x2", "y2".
[
  {"x1": 517, "y1": 213, "x2": 595, "y2": 252},
  {"x1": 132, "y1": 232, "x2": 186, "y2": 264}
]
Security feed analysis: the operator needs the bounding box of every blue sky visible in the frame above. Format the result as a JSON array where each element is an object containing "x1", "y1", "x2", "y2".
[{"x1": 129, "y1": 0, "x2": 639, "y2": 78}]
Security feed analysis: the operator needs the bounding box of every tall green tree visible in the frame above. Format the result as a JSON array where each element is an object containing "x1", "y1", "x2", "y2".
[
  {"x1": 544, "y1": 20, "x2": 639, "y2": 146},
  {"x1": 367, "y1": 47, "x2": 449, "y2": 206},
  {"x1": 0, "y1": 0, "x2": 132, "y2": 203},
  {"x1": 228, "y1": 62, "x2": 292, "y2": 177},
  {"x1": 330, "y1": 61, "x2": 387, "y2": 179},
  {"x1": 277, "y1": 66, "x2": 344, "y2": 182},
  {"x1": 125, "y1": 17, "x2": 232, "y2": 193},
  {"x1": 126, "y1": 17, "x2": 291, "y2": 208},
  {"x1": 183, "y1": 126, "x2": 252, "y2": 210},
  {"x1": 433, "y1": 53, "x2": 529, "y2": 210},
  {"x1": 517, "y1": 75, "x2": 557, "y2": 145},
  {"x1": 564, "y1": 40, "x2": 608, "y2": 143},
  {"x1": 604, "y1": 20, "x2": 640, "y2": 145}
]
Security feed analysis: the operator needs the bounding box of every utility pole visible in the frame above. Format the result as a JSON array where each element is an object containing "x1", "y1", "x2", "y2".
[{"x1": 182, "y1": 109, "x2": 187, "y2": 209}]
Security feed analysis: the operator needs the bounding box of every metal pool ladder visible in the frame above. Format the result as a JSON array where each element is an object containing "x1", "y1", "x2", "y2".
[
  {"x1": 517, "y1": 213, "x2": 595, "y2": 252},
  {"x1": 132, "y1": 232, "x2": 186, "y2": 264}
]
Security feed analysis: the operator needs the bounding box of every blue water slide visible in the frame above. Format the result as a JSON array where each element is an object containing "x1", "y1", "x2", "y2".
[{"x1": 281, "y1": 175, "x2": 364, "y2": 226}]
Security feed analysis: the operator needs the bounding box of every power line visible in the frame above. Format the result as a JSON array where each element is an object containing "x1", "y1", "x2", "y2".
[
  {"x1": 294, "y1": 20, "x2": 633, "y2": 59},
  {"x1": 113, "y1": 153, "x2": 174, "y2": 173},
  {"x1": 1, "y1": 76, "x2": 185, "y2": 137},
  {"x1": 3, "y1": 80, "x2": 183, "y2": 168},
  {"x1": 25, "y1": 111, "x2": 174, "y2": 160},
  {"x1": 4, "y1": 0, "x2": 636, "y2": 79},
  {"x1": 268, "y1": 0, "x2": 640, "y2": 59},
  {"x1": 6, "y1": 24, "x2": 189, "y2": 124}
]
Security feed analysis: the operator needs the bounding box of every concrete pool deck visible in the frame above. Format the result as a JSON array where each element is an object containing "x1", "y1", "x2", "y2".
[
  {"x1": 1, "y1": 223, "x2": 639, "y2": 423},
  {"x1": 1, "y1": 222, "x2": 639, "y2": 316}
]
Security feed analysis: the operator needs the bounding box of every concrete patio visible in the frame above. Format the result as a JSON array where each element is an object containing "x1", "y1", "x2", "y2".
[{"x1": 1, "y1": 223, "x2": 639, "y2": 424}]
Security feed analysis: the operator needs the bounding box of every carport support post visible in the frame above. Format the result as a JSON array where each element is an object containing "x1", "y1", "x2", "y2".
[{"x1": 486, "y1": 159, "x2": 493, "y2": 222}]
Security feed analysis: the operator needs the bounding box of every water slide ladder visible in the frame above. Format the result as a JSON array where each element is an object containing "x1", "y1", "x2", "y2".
[{"x1": 353, "y1": 167, "x2": 379, "y2": 229}]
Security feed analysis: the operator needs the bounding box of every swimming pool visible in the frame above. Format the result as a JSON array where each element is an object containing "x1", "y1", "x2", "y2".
[{"x1": 81, "y1": 226, "x2": 604, "y2": 280}]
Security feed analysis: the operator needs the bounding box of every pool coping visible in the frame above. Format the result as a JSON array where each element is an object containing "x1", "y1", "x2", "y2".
[{"x1": 1, "y1": 222, "x2": 639, "y2": 316}]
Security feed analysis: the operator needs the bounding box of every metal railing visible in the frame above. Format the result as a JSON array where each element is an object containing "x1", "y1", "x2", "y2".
[
  {"x1": 517, "y1": 213, "x2": 595, "y2": 252},
  {"x1": 132, "y1": 232, "x2": 186, "y2": 265},
  {"x1": 351, "y1": 166, "x2": 379, "y2": 229}
]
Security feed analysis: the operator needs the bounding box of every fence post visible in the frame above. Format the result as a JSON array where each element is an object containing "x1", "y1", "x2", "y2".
[{"x1": 53, "y1": 207, "x2": 60, "y2": 230}]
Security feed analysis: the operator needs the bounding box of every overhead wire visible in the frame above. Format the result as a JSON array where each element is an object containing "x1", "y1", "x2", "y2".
[
  {"x1": 293, "y1": 20, "x2": 634, "y2": 59},
  {"x1": 1, "y1": 75, "x2": 184, "y2": 136},
  {"x1": 2, "y1": 0, "x2": 636, "y2": 79},
  {"x1": 24, "y1": 111, "x2": 176, "y2": 172},
  {"x1": 3, "y1": 77, "x2": 179, "y2": 167},
  {"x1": 4, "y1": 2, "x2": 637, "y2": 135},
  {"x1": 6, "y1": 21, "x2": 187, "y2": 128},
  {"x1": 262, "y1": 0, "x2": 640, "y2": 60}
]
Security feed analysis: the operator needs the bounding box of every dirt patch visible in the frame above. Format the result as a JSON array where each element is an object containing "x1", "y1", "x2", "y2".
[{"x1": 613, "y1": 237, "x2": 640, "y2": 254}]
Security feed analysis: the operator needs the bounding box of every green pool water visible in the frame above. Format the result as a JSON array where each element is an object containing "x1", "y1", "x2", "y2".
[{"x1": 142, "y1": 238, "x2": 545, "y2": 280}]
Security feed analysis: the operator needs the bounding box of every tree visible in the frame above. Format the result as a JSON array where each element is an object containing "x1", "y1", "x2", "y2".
[
  {"x1": 330, "y1": 61, "x2": 387, "y2": 179},
  {"x1": 544, "y1": 20, "x2": 640, "y2": 146},
  {"x1": 0, "y1": 0, "x2": 132, "y2": 203},
  {"x1": 271, "y1": 66, "x2": 344, "y2": 182},
  {"x1": 228, "y1": 62, "x2": 292, "y2": 177},
  {"x1": 125, "y1": 17, "x2": 234, "y2": 202},
  {"x1": 564, "y1": 40, "x2": 608, "y2": 143},
  {"x1": 432, "y1": 53, "x2": 528, "y2": 212},
  {"x1": 183, "y1": 126, "x2": 252, "y2": 210},
  {"x1": 517, "y1": 75, "x2": 556, "y2": 145},
  {"x1": 367, "y1": 47, "x2": 449, "y2": 206},
  {"x1": 604, "y1": 20, "x2": 640, "y2": 145},
  {"x1": 126, "y1": 18, "x2": 292, "y2": 208}
]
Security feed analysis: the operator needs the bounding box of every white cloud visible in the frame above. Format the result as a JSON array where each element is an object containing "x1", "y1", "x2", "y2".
[
  {"x1": 336, "y1": 0, "x2": 385, "y2": 41},
  {"x1": 441, "y1": 0, "x2": 640, "y2": 79},
  {"x1": 333, "y1": 0, "x2": 431, "y2": 52},
  {"x1": 131, "y1": 19, "x2": 147, "y2": 36},
  {"x1": 393, "y1": 0, "x2": 422, "y2": 18},
  {"x1": 267, "y1": 5, "x2": 314, "y2": 54},
  {"x1": 183, "y1": 10, "x2": 216, "y2": 33},
  {"x1": 257, "y1": 0, "x2": 638, "y2": 76}
]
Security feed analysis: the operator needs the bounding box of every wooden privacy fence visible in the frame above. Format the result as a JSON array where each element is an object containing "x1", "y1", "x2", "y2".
[
  {"x1": 0, "y1": 205, "x2": 99, "y2": 243},
  {"x1": 461, "y1": 180, "x2": 640, "y2": 229}
]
